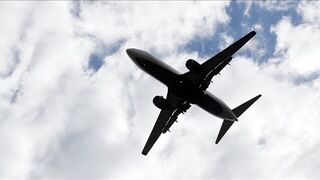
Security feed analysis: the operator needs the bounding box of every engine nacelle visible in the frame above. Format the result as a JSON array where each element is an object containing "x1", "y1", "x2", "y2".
[
  {"x1": 186, "y1": 59, "x2": 200, "y2": 71},
  {"x1": 153, "y1": 96, "x2": 171, "y2": 110}
]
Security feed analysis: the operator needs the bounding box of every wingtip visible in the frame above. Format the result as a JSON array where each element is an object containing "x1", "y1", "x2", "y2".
[
  {"x1": 215, "y1": 137, "x2": 222, "y2": 144},
  {"x1": 250, "y1": 31, "x2": 256, "y2": 37},
  {"x1": 253, "y1": 94, "x2": 262, "y2": 101},
  {"x1": 250, "y1": 94, "x2": 262, "y2": 105},
  {"x1": 142, "y1": 149, "x2": 148, "y2": 156}
]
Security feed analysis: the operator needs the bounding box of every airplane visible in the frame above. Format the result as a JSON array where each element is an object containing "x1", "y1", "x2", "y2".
[{"x1": 126, "y1": 31, "x2": 261, "y2": 156}]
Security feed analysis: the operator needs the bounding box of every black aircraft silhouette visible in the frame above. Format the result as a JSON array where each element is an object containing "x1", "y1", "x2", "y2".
[{"x1": 127, "y1": 31, "x2": 261, "y2": 156}]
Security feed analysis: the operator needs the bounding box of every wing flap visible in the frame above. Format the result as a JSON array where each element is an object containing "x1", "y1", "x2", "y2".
[
  {"x1": 142, "y1": 109, "x2": 171, "y2": 155},
  {"x1": 200, "y1": 56, "x2": 233, "y2": 90},
  {"x1": 162, "y1": 101, "x2": 191, "y2": 133},
  {"x1": 142, "y1": 90, "x2": 182, "y2": 155},
  {"x1": 213, "y1": 56, "x2": 232, "y2": 75}
]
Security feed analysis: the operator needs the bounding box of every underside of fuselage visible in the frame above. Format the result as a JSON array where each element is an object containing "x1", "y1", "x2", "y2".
[{"x1": 126, "y1": 48, "x2": 238, "y2": 121}]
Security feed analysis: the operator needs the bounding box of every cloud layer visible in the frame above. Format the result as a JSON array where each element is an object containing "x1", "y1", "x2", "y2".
[{"x1": 0, "y1": 1, "x2": 320, "y2": 178}]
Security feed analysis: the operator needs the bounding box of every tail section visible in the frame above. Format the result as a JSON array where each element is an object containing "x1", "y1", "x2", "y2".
[{"x1": 215, "y1": 94, "x2": 261, "y2": 144}]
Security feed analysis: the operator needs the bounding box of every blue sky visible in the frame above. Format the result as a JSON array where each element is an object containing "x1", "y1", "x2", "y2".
[
  {"x1": 185, "y1": 1, "x2": 302, "y2": 63},
  {"x1": 88, "y1": 1, "x2": 303, "y2": 72}
]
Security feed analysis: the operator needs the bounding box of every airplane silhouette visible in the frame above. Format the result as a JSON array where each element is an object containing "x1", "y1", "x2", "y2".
[{"x1": 126, "y1": 31, "x2": 261, "y2": 156}]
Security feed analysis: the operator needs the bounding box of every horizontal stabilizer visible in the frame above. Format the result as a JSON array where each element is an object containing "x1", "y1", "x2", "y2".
[
  {"x1": 215, "y1": 94, "x2": 261, "y2": 144},
  {"x1": 233, "y1": 94, "x2": 261, "y2": 118},
  {"x1": 215, "y1": 120, "x2": 234, "y2": 144}
]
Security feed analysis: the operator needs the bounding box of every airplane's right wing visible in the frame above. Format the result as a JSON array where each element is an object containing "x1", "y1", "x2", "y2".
[
  {"x1": 142, "y1": 107, "x2": 172, "y2": 156},
  {"x1": 142, "y1": 90, "x2": 185, "y2": 156}
]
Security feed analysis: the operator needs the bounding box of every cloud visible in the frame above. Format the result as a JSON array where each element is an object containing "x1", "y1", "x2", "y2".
[
  {"x1": 0, "y1": 2, "x2": 35, "y2": 78},
  {"x1": 298, "y1": 1, "x2": 320, "y2": 25},
  {"x1": 77, "y1": 1, "x2": 230, "y2": 56},
  {"x1": 269, "y1": 2, "x2": 320, "y2": 83},
  {"x1": 208, "y1": 56, "x2": 320, "y2": 178},
  {"x1": 0, "y1": 1, "x2": 231, "y2": 178},
  {"x1": 242, "y1": 1, "x2": 298, "y2": 16},
  {"x1": 1, "y1": 1, "x2": 320, "y2": 179}
]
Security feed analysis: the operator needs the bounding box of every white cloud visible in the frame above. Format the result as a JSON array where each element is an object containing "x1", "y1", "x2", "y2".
[
  {"x1": 243, "y1": 1, "x2": 298, "y2": 16},
  {"x1": 298, "y1": 1, "x2": 320, "y2": 25},
  {"x1": 255, "y1": 1, "x2": 298, "y2": 12},
  {"x1": 270, "y1": 2, "x2": 320, "y2": 79},
  {"x1": 0, "y1": 1, "x2": 231, "y2": 178},
  {"x1": 78, "y1": 1, "x2": 230, "y2": 56},
  {"x1": 218, "y1": 32, "x2": 234, "y2": 51},
  {"x1": 0, "y1": 2, "x2": 34, "y2": 77},
  {"x1": 209, "y1": 57, "x2": 320, "y2": 178},
  {"x1": 1, "y1": 1, "x2": 320, "y2": 179}
]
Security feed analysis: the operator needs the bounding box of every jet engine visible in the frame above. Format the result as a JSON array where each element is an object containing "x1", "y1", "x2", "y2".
[
  {"x1": 186, "y1": 59, "x2": 200, "y2": 71},
  {"x1": 153, "y1": 96, "x2": 171, "y2": 110}
]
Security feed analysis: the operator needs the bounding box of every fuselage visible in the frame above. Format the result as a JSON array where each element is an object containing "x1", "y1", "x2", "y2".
[{"x1": 126, "y1": 48, "x2": 237, "y2": 121}]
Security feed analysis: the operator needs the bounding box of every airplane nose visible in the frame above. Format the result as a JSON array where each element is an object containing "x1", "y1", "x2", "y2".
[
  {"x1": 126, "y1": 48, "x2": 136, "y2": 59},
  {"x1": 126, "y1": 48, "x2": 133, "y2": 55}
]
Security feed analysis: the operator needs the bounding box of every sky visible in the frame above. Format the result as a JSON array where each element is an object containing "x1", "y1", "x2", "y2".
[{"x1": 1, "y1": 1, "x2": 320, "y2": 178}]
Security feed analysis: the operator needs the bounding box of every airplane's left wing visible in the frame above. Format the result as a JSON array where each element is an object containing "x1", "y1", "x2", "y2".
[
  {"x1": 201, "y1": 31, "x2": 256, "y2": 74},
  {"x1": 142, "y1": 90, "x2": 182, "y2": 156},
  {"x1": 200, "y1": 31, "x2": 256, "y2": 90},
  {"x1": 184, "y1": 31, "x2": 256, "y2": 91}
]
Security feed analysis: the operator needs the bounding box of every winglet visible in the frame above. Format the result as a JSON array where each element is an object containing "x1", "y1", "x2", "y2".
[{"x1": 215, "y1": 94, "x2": 261, "y2": 144}]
